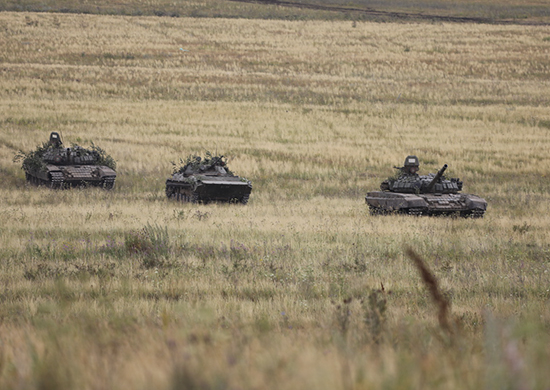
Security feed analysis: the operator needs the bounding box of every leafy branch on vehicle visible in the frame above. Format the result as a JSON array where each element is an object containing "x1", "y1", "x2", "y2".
[{"x1": 171, "y1": 151, "x2": 232, "y2": 175}]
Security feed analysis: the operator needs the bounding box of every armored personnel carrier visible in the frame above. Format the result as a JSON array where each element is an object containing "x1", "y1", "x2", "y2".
[
  {"x1": 16, "y1": 132, "x2": 117, "y2": 189},
  {"x1": 166, "y1": 153, "x2": 252, "y2": 204},
  {"x1": 365, "y1": 156, "x2": 487, "y2": 217}
]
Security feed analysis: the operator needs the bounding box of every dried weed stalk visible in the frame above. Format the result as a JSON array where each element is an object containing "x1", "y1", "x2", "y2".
[{"x1": 406, "y1": 247, "x2": 452, "y2": 336}]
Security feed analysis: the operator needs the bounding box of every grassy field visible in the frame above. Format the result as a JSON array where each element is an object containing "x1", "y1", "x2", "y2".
[{"x1": 1, "y1": 9, "x2": 550, "y2": 390}]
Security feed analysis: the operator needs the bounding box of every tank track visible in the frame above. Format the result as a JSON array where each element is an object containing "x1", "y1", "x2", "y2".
[
  {"x1": 26, "y1": 173, "x2": 39, "y2": 186},
  {"x1": 466, "y1": 209, "x2": 485, "y2": 218},
  {"x1": 368, "y1": 202, "x2": 484, "y2": 218},
  {"x1": 369, "y1": 205, "x2": 421, "y2": 215},
  {"x1": 102, "y1": 176, "x2": 116, "y2": 190},
  {"x1": 26, "y1": 174, "x2": 43, "y2": 187},
  {"x1": 169, "y1": 190, "x2": 199, "y2": 203},
  {"x1": 26, "y1": 172, "x2": 116, "y2": 191},
  {"x1": 168, "y1": 189, "x2": 249, "y2": 205},
  {"x1": 368, "y1": 205, "x2": 389, "y2": 215},
  {"x1": 406, "y1": 208, "x2": 424, "y2": 216},
  {"x1": 26, "y1": 172, "x2": 64, "y2": 188}
]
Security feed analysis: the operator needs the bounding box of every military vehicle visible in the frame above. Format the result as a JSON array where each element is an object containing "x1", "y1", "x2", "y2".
[
  {"x1": 16, "y1": 132, "x2": 117, "y2": 189},
  {"x1": 365, "y1": 156, "x2": 487, "y2": 217},
  {"x1": 166, "y1": 153, "x2": 252, "y2": 204}
]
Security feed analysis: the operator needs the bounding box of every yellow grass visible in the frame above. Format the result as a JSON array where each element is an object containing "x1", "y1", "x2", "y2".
[{"x1": 1, "y1": 11, "x2": 550, "y2": 390}]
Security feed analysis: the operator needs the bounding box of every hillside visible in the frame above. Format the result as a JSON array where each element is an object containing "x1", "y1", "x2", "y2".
[{"x1": 1, "y1": 0, "x2": 550, "y2": 24}]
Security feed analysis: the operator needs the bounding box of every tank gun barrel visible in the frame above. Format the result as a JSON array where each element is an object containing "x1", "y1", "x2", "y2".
[{"x1": 426, "y1": 164, "x2": 448, "y2": 192}]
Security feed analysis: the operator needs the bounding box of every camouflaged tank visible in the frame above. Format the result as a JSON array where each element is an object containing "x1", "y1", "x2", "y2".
[
  {"x1": 166, "y1": 153, "x2": 252, "y2": 204},
  {"x1": 16, "y1": 132, "x2": 117, "y2": 189},
  {"x1": 365, "y1": 156, "x2": 487, "y2": 217}
]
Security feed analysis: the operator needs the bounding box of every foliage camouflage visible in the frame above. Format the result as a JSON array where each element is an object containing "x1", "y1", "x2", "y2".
[
  {"x1": 171, "y1": 151, "x2": 231, "y2": 175},
  {"x1": 15, "y1": 141, "x2": 116, "y2": 172}
]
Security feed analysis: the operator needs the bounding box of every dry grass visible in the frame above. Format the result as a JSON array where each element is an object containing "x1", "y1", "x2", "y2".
[{"x1": 0, "y1": 11, "x2": 550, "y2": 390}]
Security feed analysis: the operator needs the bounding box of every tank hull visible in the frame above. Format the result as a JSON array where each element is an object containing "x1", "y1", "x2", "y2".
[
  {"x1": 365, "y1": 191, "x2": 487, "y2": 217},
  {"x1": 26, "y1": 164, "x2": 116, "y2": 189},
  {"x1": 166, "y1": 177, "x2": 252, "y2": 204}
]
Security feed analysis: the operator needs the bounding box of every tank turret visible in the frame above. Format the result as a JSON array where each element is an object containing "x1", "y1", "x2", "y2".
[{"x1": 387, "y1": 163, "x2": 462, "y2": 195}]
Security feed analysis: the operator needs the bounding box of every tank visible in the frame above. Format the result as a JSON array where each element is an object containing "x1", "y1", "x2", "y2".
[
  {"x1": 365, "y1": 156, "x2": 487, "y2": 217},
  {"x1": 166, "y1": 153, "x2": 252, "y2": 204},
  {"x1": 16, "y1": 132, "x2": 117, "y2": 189}
]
